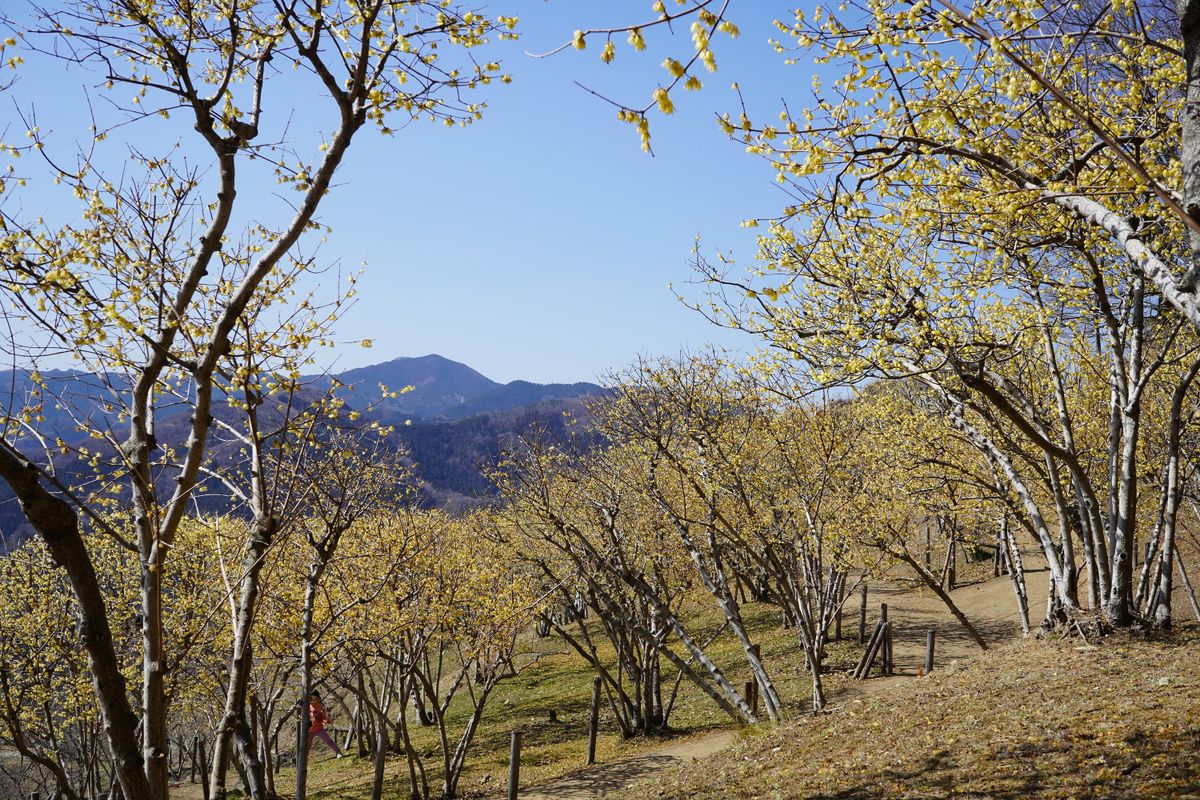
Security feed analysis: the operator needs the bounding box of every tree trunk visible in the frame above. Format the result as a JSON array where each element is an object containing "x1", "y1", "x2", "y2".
[
  {"x1": 1106, "y1": 404, "x2": 1141, "y2": 626},
  {"x1": 1178, "y1": 0, "x2": 1200, "y2": 292},
  {"x1": 1001, "y1": 516, "x2": 1031, "y2": 636},
  {"x1": 294, "y1": 560, "x2": 326, "y2": 800},
  {"x1": 210, "y1": 518, "x2": 275, "y2": 800},
  {"x1": 0, "y1": 451, "x2": 153, "y2": 800}
]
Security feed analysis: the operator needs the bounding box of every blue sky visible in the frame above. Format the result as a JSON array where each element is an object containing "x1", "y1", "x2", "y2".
[{"x1": 2, "y1": 2, "x2": 805, "y2": 384}]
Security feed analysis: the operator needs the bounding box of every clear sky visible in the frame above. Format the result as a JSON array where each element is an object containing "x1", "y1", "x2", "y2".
[{"x1": 2, "y1": 2, "x2": 806, "y2": 384}]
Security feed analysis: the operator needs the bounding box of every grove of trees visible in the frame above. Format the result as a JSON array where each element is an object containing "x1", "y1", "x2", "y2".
[{"x1": 3, "y1": 1, "x2": 1200, "y2": 799}]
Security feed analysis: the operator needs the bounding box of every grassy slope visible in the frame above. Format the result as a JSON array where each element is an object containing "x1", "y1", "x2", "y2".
[
  {"x1": 299, "y1": 602, "x2": 788, "y2": 799},
  {"x1": 643, "y1": 626, "x2": 1200, "y2": 800},
  {"x1": 261, "y1": 547, "x2": 1200, "y2": 799}
]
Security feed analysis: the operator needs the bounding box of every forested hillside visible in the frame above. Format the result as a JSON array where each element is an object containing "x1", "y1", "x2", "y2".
[{"x1": 0, "y1": 355, "x2": 605, "y2": 546}]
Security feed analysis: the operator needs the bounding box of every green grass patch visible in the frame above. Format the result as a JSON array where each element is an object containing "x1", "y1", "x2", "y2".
[{"x1": 289, "y1": 600, "x2": 819, "y2": 798}]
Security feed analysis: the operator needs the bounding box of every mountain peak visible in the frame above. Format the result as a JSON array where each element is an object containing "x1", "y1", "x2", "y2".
[{"x1": 325, "y1": 353, "x2": 499, "y2": 418}]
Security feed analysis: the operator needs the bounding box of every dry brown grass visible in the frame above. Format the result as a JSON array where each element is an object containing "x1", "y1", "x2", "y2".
[{"x1": 642, "y1": 624, "x2": 1200, "y2": 799}]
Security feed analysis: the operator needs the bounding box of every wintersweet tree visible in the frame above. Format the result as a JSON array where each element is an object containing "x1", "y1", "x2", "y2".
[
  {"x1": 494, "y1": 433, "x2": 707, "y2": 735},
  {"x1": 594, "y1": 358, "x2": 869, "y2": 713},
  {"x1": 0, "y1": 2, "x2": 515, "y2": 798},
  {"x1": 0, "y1": 517, "x2": 225, "y2": 800},
  {"x1": 687, "y1": 0, "x2": 1200, "y2": 629},
  {"x1": 357, "y1": 511, "x2": 533, "y2": 800}
]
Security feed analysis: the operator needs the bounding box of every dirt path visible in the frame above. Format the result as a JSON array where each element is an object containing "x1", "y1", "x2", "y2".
[
  {"x1": 515, "y1": 730, "x2": 737, "y2": 800},
  {"x1": 862, "y1": 567, "x2": 1050, "y2": 678},
  {"x1": 519, "y1": 566, "x2": 1047, "y2": 798}
]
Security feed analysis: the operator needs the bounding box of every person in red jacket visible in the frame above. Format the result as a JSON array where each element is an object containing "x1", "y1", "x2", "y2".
[{"x1": 307, "y1": 691, "x2": 344, "y2": 758}]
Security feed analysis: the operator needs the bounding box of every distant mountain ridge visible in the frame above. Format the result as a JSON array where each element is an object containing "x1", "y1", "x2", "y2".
[
  {"x1": 0, "y1": 353, "x2": 604, "y2": 433},
  {"x1": 322, "y1": 354, "x2": 605, "y2": 421},
  {"x1": 0, "y1": 354, "x2": 607, "y2": 544}
]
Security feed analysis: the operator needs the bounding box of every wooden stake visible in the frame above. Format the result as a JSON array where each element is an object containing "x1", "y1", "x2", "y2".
[
  {"x1": 925, "y1": 523, "x2": 932, "y2": 570},
  {"x1": 925, "y1": 629, "x2": 936, "y2": 675},
  {"x1": 507, "y1": 731, "x2": 522, "y2": 800},
  {"x1": 587, "y1": 676, "x2": 601, "y2": 765},
  {"x1": 948, "y1": 537, "x2": 957, "y2": 590},
  {"x1": 882, "y1": 621, "x2": 893, "y2": 677},
  {"x1": 853, "y1": 621, "x2": 885, "y2": 678},
  {"x1": 198, "y1": 738, "x2": 210, "y2": 800},
  {"x1": 748, "y1": 643, "x2": 764, "y2": 717},
  {"x1": 879, "y1": 603, "x2": 891, "y2": 675},
  {"x1": 190, "y1": 735, "x2": 198, "y2": 783},
  {"x1": 858, "y1": 584, "x2": 867, "y2": 644}
]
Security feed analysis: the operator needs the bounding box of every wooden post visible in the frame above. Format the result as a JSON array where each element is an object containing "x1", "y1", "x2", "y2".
[
  {"x1": 866, "y1": 622, "x2": 888, "y2": 678},
  {"x1": 948, "y1": 538, "x2": 957, "y2": 590},
  {"x1": 587, "y1": 676, "x2": 601, "y2": 765},
  {"x1": 507, "y1": 731, "x2": 522, "y2": 800},
  {"x1": 357, "y1": 670, "x2": 368, "y2": 758},
  {"x1": 748, "y1": 643, "x2": 763, "y2": 716},
  {"x1": 879, "y1": 603, "x2": 890, "y2": 675},
  {"x1": 198, "y1": 738, "x2": 210, "y2": 800},
  {"x1": 925, "y1": 629, "x2": 936, "y2": 675},
  {"x1": 853, "y1": 620, "x2": 885, "y2": 678},
  {"x1": 884, "y1": 627, "x2": 892, "y2": 675},
  {"x1": 858, "y1": 584, "x2": 867, "y2": 644}
]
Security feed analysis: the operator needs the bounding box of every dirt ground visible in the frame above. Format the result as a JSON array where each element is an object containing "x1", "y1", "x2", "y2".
[{"x1": 515, "y1": 730, "x2": 737, "y2": 800}]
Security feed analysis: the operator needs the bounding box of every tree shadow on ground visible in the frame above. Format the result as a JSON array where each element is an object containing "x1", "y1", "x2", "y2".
[
  {"x1": 798, "y1": 722, "x2": 1200, "y2": 799},
  {"x1": 520, "y1": 753, "x2": 678, "y2": 798}
]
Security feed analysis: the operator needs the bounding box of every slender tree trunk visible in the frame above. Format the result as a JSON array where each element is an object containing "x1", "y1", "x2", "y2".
[
  {"x1": 294, "y1": 561, "x2": 326, "y2": 800},
  {"x1": 1148, "y1": 356, "x2": 1200, "y2": 625},
  {"x1": 1176, "y1": 543, "x2": 1200, "y2": 622},
  {"x1": 0, "y1": 451, "x2": 153, "y2": 800},
  {"x1": 210, "y1": 518, "x2": 275, "y2": 800},
  {"x1": 946, "y1": 402, "x2": 1076, "y2": 610},
  {"x1": 1044, "y1": 459, "x2": 1079, "y2": 605},
  {"x1": 444, "y1": 684, "x2": 497, "y2": 799},
  {"x1": 1001, "y1": 516, "x2": 1031, "y2": 635},
  {"x1": 1106, "y1": 408, "x2": 1140, "y2": 626},
  {"x1": 139, "y1": 526, "x2": 169, "y2": 800}
]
